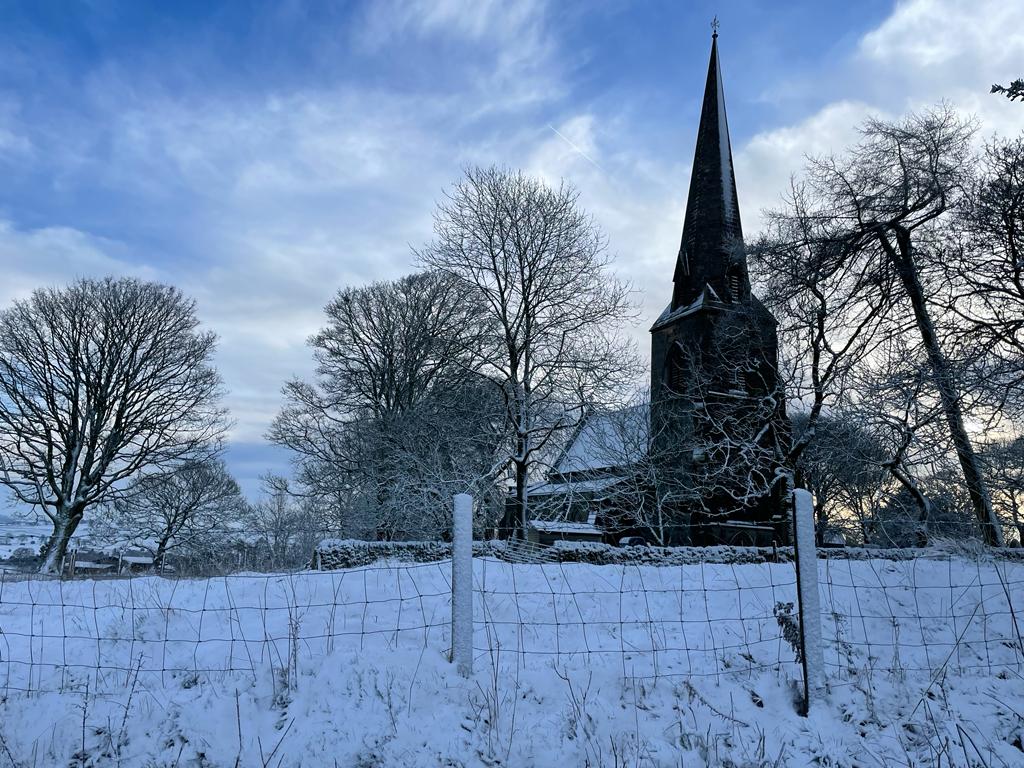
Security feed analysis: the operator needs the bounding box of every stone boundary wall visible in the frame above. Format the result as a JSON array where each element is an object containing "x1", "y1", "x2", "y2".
[{"x1": 312, "y1": 537, "x2": 1024, "y2": 569}]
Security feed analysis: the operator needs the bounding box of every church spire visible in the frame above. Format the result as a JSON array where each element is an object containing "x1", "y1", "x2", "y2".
[{"x1": 671, "y1": 24, "x2": 747, "y2": 310}]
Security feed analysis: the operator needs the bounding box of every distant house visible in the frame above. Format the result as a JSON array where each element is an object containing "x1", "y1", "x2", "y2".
[
  {"x1": 119, "y1": 549, "x2": 157, "y2": 572},
  {"x1": 65, "y1": 549, "x2": 117, "y2": 575},
  {"x1": 62, "y1": 548, "x2": 160, "y2": 576}
]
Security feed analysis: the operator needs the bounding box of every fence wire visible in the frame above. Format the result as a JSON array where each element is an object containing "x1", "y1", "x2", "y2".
[
  {"x1": 474, "y1": 555, "x2": 800, "y2": 682},
  {"x1": 0, "y1": 562, "x2": 455, "y2": 697},
  {"x1": 818, "y1": 553, "x2": 1024, "y2": 680},
  {"x1": 0, "y1": 550, "x2": 1019, "y2": 699}
]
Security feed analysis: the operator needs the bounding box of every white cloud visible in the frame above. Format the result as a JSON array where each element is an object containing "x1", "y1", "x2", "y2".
[
  {"x1": 0, "y1": 6, "x2": 567, "y2": 451},
  {"x1": 0, "y1": 222, "x2": 158, "y2": 305},
  {"x1": 735, "y1": 100, "x2": 878, "y2": 230},
  {"x1": 528, "y1": 116, "x2": 602, "y2": 182},
  {"x1": 855, "y1": 0, "x2": 1024, "y2": 135},
  {"x1": 355, "y1": 0, "x2": 561, "y2": 114},
  {"x1": 0, "y1": 98, "x2": 31, "y2": 158},
  {"x1": 358, "y1": 0, "x2": 546, "y2": 48},
  {"x1": 3, "y1": 0, "x2": 1022, "y2": 486},
  {"x1": 859, "y1": 0, "x2": 1023, "y2": 72},
  {"x1": 732, "y1": 0, "x2": 1024, "y2": 235}
]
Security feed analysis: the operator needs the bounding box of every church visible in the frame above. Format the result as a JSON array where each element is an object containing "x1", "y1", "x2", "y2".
[{"x1": 527, "y1": 28, "x2": 790, "y2": 547}]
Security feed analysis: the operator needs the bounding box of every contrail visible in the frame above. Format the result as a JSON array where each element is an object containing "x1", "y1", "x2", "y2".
[{"x1": 547, "y1": 124, "x2": 604, "y2": 172}]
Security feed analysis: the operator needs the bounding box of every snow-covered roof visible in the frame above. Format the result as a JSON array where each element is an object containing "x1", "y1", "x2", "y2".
[
  {"x1": 528, "y1": 520, "x2": 603, "y2": 536},
  {"x1": 555, "y1": 406, "x2": 648, "y2": 475},
  {"x1": 650, "y1": 294, "x2": 704, "y2": 331},
  {"x1": 528, "y1": 476, "x2": 625, "y2": 497},
  {"x1": 651, "y1": 284, "x2": 733, "y2": 332},
  {"x1": 74, "y1": 561, "x2": 116, "y2": 570}
]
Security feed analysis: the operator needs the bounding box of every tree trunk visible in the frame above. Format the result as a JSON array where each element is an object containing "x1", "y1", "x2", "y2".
[
  {"x1": 1011, "y1": 494, "x2": 1023, "y2": 545},
  {"x1": 510, "y1": 458, "x2": 528, "y2": 540},
  {"x1": 887, "y1": 230, "x2": 1004, "y2": 546},
  {"x1": 153, "y1": 534, "x2": 173, "y2": 569},
  {"x1": 39, "y1": 505, "x2": 85, "y2": 574},
  {"x1": 885, "y1": 461, "x2": 931, "y2": 546},
  {"x1": 814, "y1": 499, "x2": 828, "y2": 547}
]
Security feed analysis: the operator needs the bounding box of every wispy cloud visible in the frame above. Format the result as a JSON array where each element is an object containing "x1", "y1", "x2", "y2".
[{"x1": 1, "y1": 0, "x2": 1022, "y2": 493}]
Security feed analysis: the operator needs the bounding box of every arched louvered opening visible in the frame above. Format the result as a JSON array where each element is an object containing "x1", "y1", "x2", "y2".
[
  {"x1": 727, "y1": 270, "x2": 742, "y2": 302},
  {"x1": 665, "y1": 342, "x2": 689, "y2": 395}
]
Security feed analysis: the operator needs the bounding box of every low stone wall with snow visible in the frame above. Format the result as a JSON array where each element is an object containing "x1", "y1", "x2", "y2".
[
  {"x1": 313, "y1": 537, "x2": 1024, "y2": 569},
  {"x1": 553, "y1": 540, "x2": 1024, "y2": 564},
  {"x1": 312, "y1": 539, "x2": 501, "y2": 570}
]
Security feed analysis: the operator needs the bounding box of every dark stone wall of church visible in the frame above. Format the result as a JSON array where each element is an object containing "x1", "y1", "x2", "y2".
[
  {"x1": 649, "y1": 299, "x2": 788, "y2": 535},
  {"x1": 641, "y1": 32, "x2": 791, "y2": 545}
]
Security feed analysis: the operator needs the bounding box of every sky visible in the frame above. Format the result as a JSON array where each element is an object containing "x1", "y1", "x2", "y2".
[{"x1": 1, "y1": 0, "x2": 1022, "y2": 498}]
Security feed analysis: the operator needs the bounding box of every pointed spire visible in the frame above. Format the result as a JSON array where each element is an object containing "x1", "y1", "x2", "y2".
[{"x1": 671, "y1": 24, "x2": 747, "y2": 310}]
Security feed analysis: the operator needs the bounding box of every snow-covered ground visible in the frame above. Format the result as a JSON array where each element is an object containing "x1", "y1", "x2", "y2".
[
  {"x1": 0, "y1": 517, "x2": 104, "y2": 563},
  {"x1": 0, "y1": 520, "x2": 49, "y2": 561},
  {"x1": 0, "y1": 554, "x2": 1020, "y2": 766}
]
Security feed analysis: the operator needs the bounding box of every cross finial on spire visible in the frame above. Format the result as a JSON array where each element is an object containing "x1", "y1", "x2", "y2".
[{"x1": 711, "y1": 16, "x2": 719, "y2": 39}]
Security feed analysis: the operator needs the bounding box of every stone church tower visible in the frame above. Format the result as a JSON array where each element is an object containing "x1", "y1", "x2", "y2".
[{"x1": 649, "y1": 29, "x2": 789, "y2": 545}]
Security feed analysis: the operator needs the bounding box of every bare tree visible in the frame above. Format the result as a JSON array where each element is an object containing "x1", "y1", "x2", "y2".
[
  {"x1": 247, "y1": 476, "x2": 320, "y2": 570},
  {"x1": 947, "y1": 135, "x2": 1024, "y2": 422},
  {"x1": 767, "y1": 107, "x2": 1003, "y2": 544},
  {"x1": 983, "y1": 436, "x2": 1024, "y2": 545},
  {"x1": 751, "y1": 181, "x2": 890, "y2": 477},
  {"x1": 419, "y1": 167, "x2": 637, "y2": 538},
  {"x1": 277, "y1": 271, "x2": 487, "y2": 425},
  {"x1": 790, "y1": 412, "x2": 889, "y2": 545},
  {"x1": 95, "y1": 458, "x2": 245, "y2": 567},
  {"x1": 0, "y1": 277, "x2": 226, "y2": 572},
  {"x1": 270, "y1": 271, "x2": 504, "y2": 539}
]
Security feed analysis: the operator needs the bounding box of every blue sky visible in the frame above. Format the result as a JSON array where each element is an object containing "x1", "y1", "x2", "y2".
[{"x1": 1, "y1": 0, "x2": 1021, "y2": 497}]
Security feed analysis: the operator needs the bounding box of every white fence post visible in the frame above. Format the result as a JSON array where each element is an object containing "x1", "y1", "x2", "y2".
[
  {"x1": 793, "y1": 488, "x2": 825, "y2": 713},
  {"x1": 452, "y1": 493, "x2": 473, "y2": 677}
]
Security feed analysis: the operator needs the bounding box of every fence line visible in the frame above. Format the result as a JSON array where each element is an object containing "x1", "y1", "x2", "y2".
[{"x1": 0, "y1": 519, "x2": 1020, "y2": 708}]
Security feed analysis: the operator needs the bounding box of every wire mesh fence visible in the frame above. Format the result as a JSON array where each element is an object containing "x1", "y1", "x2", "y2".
[
  {"x1": 818, "y1": 552, "x2": 1024, "y2": 680},
  {"x1": 474, "y1": 555, "x2": 801, "y2": 682},
  {"x1": 0, "y1": 562, "x2": 455, "y2": 697},
  {"x1": 0, "y1": 547, "x2": 1020, "y2": 701}
]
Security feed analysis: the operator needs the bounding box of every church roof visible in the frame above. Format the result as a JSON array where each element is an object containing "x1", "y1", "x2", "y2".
[
  {"x1": 553, "y1": 405, "x2": 649, "y2": 476},
  {"x1": 528, "y1": 476, "x2": 624, "y2": 498},
  {"x1": 650, "y1": 283, "x2": 735, "y2": 331},
  {"x1": 671, "y1": 29, "x2": 745, "y2": 310}
]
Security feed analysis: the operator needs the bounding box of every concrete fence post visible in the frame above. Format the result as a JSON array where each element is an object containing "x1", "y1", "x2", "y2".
[
  {"x1": 793, "y1": 488, "x2": 825, "y2": 713},
  {"x1": 452, "y1": 493, "x2": 473, "y2": 677}
]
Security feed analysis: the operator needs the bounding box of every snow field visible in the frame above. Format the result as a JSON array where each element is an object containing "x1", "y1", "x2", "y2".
[{"x1": 0, "y1": 554, "x2": 1019, "y2": 766}]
